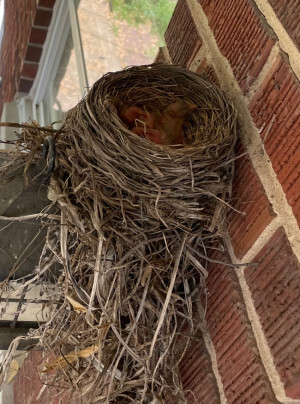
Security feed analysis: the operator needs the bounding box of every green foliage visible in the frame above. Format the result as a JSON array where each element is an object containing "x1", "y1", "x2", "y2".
[
  {"x1": 143, "y1": 44, "x2": 159, "y2": 58},
  {"x1": 110, "y1": 0, "x2": 176, "y2": 41}
]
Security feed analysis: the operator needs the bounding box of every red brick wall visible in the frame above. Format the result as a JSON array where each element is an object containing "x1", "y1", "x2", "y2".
[
  {"x1": 179, "y1": 335, "x2": 221, "y2": 403},
  {"x1": 268, "y1": 0, "x2": 300, "y2": 50},
  {"x1": 249, "y1": 54, "x2": 300, "y2": 225},
  {"x1": 14, "y1": 351, "x2": 51, "y2": 404},
  {"x1": 159, "y1": 0, "x2": 300, "y2": 402},
  {"x1": 0, "y1": 0, "x2": 55, "y2": 116},
  {"x1": 14, "y1": 351, "x2": 72, "y2": 404}
]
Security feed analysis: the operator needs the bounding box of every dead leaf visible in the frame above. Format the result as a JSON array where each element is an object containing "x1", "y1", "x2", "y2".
[
  {"x1": 42, "y1": 345, "x2": 98, "y2": 373},
  {"x1": 141, "y1": 264, "x2": 152, "y2": 286},
  {"x1": 6, "y1": 359, "x2": 19, "y2": 383},
  {"x1": 66, "y1": 295, "x2": 87, "y2": 313}
]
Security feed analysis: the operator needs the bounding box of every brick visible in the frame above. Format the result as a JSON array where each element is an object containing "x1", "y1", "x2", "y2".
[
  {"x1": 198, "y1": 0, "x2": 276, "y2": 93},
  {"x1": 249, "y1": 54, "x2": 300, "y2": 225},
  {"x1": 269, "y1": 0, "x2": 300, "y2": 50},
  {"x1": 205, "y1": 250, "x2": 279, "y2": 403},
  {"x1": 179, "y1": 332, "x2": 220, "y2": 403},
  {"x1": 13, "y1": 351, "x2": 55, "y2": 404},
  {"x1": 245, "y1": 227, "x2": 300, "y2": 399},
  {"x1": 37, "y1": 0, "x2": 56, "y2": 8},
  {"x1": 14, "y1": 366, "x2": 25, "y2": 404},
  {"x1": 13, "y1": 350, "x2": 79, "y2": 404},
  {"x1": 29, "y1": 26, "x2": 48, "y2": 45},
  {"x1": 286, "y1": 381, "x2": 300, "y2": 399},
  {"x1": 196, "y1": 59, "x2": 220, "y2": 86},
  {"x1": 34, "y1": 7, "x2": 53, "y2": 27},
  {"x1": 0, "y1": 0, "x2": 37, "y2": 112},
  {"x1": 165, "y1": 0, "x2": 202, "y2": 67},
  {"x1": 18, "y1": 78, "x2": 34, "y2": 93},
  {"x1": 23, "y1": 352, "x2": 41, "y2": 404},
  {"x1": 21, "y1": 62, "x2": 39, "y2": 80},
  {"x1": 227, "y1": 142, "x2": 276, "y2": 258},
  {"x1": 25, "y1": 44, "x2": 43, "y2": 63}
]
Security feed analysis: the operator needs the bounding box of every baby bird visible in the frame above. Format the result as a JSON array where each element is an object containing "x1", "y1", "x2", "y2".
[
  {"x1": 153, "y1": 100, "x2": 197, "y2": 145},
  {"x1": 119, "y1": 100, "x2": 197, "y2": 145},
  {"x1": 119, "y1": 106, "x2": 153, "y2": 127}
]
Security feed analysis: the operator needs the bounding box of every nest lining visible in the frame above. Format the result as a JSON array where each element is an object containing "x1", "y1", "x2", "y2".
[{"x1": 0, "y1": 64, "x2": 237, "y2": 404}]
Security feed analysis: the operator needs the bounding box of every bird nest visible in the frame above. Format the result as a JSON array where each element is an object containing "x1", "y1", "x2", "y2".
[{"x1": 0, "y1": 64, "x2": 237, "y2": 403}]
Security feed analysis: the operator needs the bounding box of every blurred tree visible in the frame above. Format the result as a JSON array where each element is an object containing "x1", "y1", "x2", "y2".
[{"x1": 110, "y1": 0, "x2": 177, "y2": 43}]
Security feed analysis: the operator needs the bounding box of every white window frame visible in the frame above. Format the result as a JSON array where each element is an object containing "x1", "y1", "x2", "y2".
[{"x1": 14, "y1": 0, "x2": 89, "y2": 126}]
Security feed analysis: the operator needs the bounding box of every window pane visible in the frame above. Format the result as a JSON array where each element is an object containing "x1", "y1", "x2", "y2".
[
  {"x1": 77, "y1": 0, "x2": 177, "y2": 86},
  {"x1": 52, "y1": 29, "x2": 82, "y2": 115}
]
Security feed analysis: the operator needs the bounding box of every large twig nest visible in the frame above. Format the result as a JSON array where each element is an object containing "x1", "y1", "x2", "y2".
[{"x1": 0, "y1": 64, "x2": 237, "y2": 403}]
